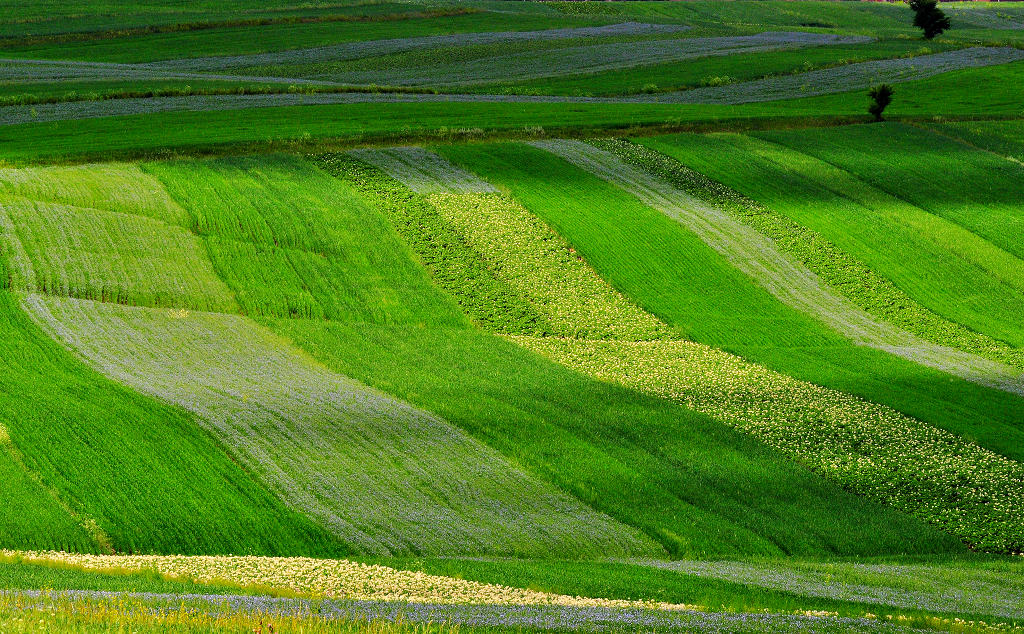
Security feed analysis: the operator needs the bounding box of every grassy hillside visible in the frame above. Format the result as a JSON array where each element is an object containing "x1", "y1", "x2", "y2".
[
  {"x1": 640, "y1": 132, "x2": 1024, "y2": 351},
  {"x1": 1, "y1": 0, "x2": 1023, "y2": 629},
  {"x1": 436, "y1": 142, "x2": 1024, "y2": 462}
]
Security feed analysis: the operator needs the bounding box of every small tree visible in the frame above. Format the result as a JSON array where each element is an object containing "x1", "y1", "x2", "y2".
[
  {"x1": 909, "y1": 0, "x2": 951, "y2": 40},
  {"x1": 868, "y1": 84, "x2": 894, "y2": 122}
]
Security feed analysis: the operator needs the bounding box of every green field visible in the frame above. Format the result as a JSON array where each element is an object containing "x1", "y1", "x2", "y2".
[{"x1": 1, "y1": 1, "x2": 1023, "y2": 631}]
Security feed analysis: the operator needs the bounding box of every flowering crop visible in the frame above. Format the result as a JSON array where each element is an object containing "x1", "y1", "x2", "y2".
[
  {"x1": 2, "y1": 551, "x2": 699, "y2": 611},
  {"x1": 0, "y1": 586, "x2": 927, "y2": 633},
  {"x1": 424, "y1": 191, "x2": 670, "y2": 341}
]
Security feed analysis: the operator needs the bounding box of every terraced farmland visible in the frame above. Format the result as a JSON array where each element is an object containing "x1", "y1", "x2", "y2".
[{"x1": 1, "y1": 1, "x2": 1023, "y2": 632}]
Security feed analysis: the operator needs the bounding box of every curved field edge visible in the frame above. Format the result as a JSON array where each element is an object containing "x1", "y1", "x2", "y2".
[
  {"x1": 0, "y1": 289, "x2": 341, "y2": 556},
  {"x1": 311, "y1": 151, "x2": 966, "y2": 557},
  {"x1": 637, "y1": 131, "x2": 1024, "y2": 352},
  {"x1": 609, "y1": 136, "x2": 1024, "y2": 370},
  {"x1": 434, "y1": 141, "x2": 1024, "y2": 462},
  {"x1": 530, "y1": 138, "x2": 1024, "y2": 397}
]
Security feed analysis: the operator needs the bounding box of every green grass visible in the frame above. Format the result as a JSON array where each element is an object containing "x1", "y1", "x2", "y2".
[
  {"x1": 0, "y1": 557, "x2": 252, "y2": 595},
  {"x1": 0, "y1": 290, "x2": 342, "y2": 556},
  {"x1": 756, "y1": 123, "x2": 1024, "y2": 262},
  {"x1": 275, "y1": 317, "x2": 958, "y2": 558},
  {"x1": 144, "y1": 155, "x2": 464, "y2": 325},
  {"x1": 370, "y1": 555, "x2": 1024, "y2": 626},
  {"x1": 469, "y1": 40, "x2": 951, "y2": 97},
  {"x1": 1, "y1": 10, "x2": 596, "y2": 63},
  {"x1": 930, "y1": 119, "x2": 1024, "y2": 163},
  {"x1": 435, "y1": 142, "x2": 1024, "y2": 464},
  {"x1": 632, "y1": 132, "x2": 1024, "y2": 356}
]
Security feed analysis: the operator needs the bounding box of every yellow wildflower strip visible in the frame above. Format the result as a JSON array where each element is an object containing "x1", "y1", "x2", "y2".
[{"x1": 3, "y1": 551, "x2": 703, "y2": 612}]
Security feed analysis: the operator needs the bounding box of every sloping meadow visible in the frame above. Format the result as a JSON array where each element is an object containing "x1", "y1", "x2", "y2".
[
  {"x1": 335, "y1": 143, "x2": 1024, "y2": 553},
  {"x1": 0, "y1": 158, "x2": 653, "y2": 559}
]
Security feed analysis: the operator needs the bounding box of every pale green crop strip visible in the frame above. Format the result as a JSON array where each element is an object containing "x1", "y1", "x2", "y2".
[
  {"x1": 513, "y1": 336, "x2": 1024, "y2": 553},
  {"x1": 0, "y1": 164, "x2": 190, "y2": 225},
  {"x1": 601, "y1": 137, "x2": 1024, "y2": 371},
  {"x1": 23, "y1": 294, "x2": 651, "y2": 558},
  {"x1": 425, "y1": 192, "x2": 670, "y2": 341},
  {"x1": 532, "y1": 139, "x2": 1024, "y2": 397},
  {"x1": 0, "y1": 196, "x2": 238, "y2": 313}
]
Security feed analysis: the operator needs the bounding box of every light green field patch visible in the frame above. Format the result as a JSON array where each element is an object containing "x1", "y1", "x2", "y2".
[
  {"x1": 0, "y1": 163, "x2": 189, "y2": 225},
  {"x1": 425, "y1": 191, "x2": 669, "y2": 341},
  {"x1": 513, "y1": 335, "x2": 1024, "y2": 553},
  {"x1": 146, "y1": 155, "x2": 464, "y2": 326},
  {"x1": 24, "y1": 294, "x2": 652, "y2": 559},
  {"x1": 0, "y1": 196, "x2": 237, "y2": 312}
]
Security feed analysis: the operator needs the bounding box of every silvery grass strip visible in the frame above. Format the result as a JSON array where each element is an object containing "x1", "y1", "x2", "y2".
[
  {"x1": 348, "y1": 147, "x2": 498, "y2": 194},
  {"x1": 0, "y1": 58, "x2": 337, "y2": 86},
  {"x1": 634, "y1": 559, "x2": 1024, "y2": 621},
  {"x1": 637, "y1": 47, "x2": 1024, "y2": 104},
  {"x1": 0, "y1": 590, "x2": 921, "y2": 633},
  {"x1": 511, "y1": 336, "x2": 1024, "y2": 552},
  {"x1": 22, "y1": 295, "x2": 652, "y2": 558},
  {"x1": 0, "y1": 163, "x2": 189, "y2": 225},
  {"x1": 0, "y1": 197, "x2": 238, "y2": 313},
  {"x1": 144, "y1": 22, "x2": 694, "y2": 72},
  {"x1": 531, "y1": 139, "x2": 1024, "y2": 397},
  {"x1": 321, "y1": 32, "x2": 871, "y2": 87}
]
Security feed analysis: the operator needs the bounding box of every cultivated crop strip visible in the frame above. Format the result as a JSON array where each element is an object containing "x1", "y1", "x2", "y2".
[
  {"x1": 22, "y1": 294, "x2": 650, "y2": 558},
  {"x1": 347, "y1": 146, "x2": 1024, "y2": 553}
]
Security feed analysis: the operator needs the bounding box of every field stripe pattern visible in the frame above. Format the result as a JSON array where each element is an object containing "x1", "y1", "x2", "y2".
[
  {"x1": 530, "y1": 139, "x2": 1024, "y2": 396},
  {"x1": 0, "y1": 197, "x2": 238, "y2": 312},
  {"x1": 340, "y1": 147, "x2": 1024, "y2": 552},
  {"x1": 349, "y1": 147, "x2": 498, "y2": 195},
  {"x1": 23, "y1": 294, "x2": 649, "y2": 558},
  {"x1": 635, "y1": 47, "x2": 1024, "y2": 104}
]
